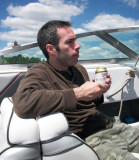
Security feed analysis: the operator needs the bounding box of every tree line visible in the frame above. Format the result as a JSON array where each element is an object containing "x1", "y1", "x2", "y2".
[{"x1": 0, "y1": 54, "x2": 45, "y2": 64}]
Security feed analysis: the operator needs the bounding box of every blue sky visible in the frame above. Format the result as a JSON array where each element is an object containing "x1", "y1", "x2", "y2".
[{"x1": 0, "y1": 0, "x2": 139, "y2": 50}]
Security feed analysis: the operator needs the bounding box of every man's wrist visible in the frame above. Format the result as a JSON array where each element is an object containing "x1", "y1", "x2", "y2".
[{"x1": 73, "y1": 87, "x2": 83, "y2": 101}]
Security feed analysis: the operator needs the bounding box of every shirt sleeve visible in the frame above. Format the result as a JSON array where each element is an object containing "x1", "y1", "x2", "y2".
[{"x1": 12, "y1": 65, "x2": 76, "y2": 118}]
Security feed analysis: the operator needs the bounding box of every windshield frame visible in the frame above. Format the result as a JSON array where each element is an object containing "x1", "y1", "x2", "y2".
[{"x1": 0, "y1": 26, "x2": 139, "y2": 64}]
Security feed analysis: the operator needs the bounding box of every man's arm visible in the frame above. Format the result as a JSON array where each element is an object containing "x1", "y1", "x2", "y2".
[
  {"x1": 12, "y1": 66, "x2": 77, "y2": 118},
  {"x1": 13, "y1": 63, "x2": 111, "y2": 118}
]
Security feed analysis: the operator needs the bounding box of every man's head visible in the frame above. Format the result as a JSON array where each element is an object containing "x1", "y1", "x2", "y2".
[
  {"x1": 37, "y1": 20, "x2": 80, "y2": 71},
  {"x1": 37, "y1": 20, "x2": 72, "y2": 59}
]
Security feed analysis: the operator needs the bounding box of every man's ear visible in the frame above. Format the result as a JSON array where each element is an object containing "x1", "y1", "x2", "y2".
[{"x1": 46, "y1": 44, "x2": 56, "y2": 56}]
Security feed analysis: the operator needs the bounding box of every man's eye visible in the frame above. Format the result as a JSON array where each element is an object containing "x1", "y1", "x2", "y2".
[{"x1": 67, "y1": 40, "x2": 72, "y2": 43}]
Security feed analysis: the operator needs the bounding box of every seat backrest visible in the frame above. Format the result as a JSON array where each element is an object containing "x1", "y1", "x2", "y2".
[
  {"x1": 0, "y1": 72, "x2": 25, "y2": 104},
  {"x1": 0, "y1": 97, "x2": 99, "y2": 160}
]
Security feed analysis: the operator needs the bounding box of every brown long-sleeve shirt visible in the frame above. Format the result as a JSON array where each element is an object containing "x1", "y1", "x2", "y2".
[{"x1": 12, "y1": 62, "x2": 113, "y2": 139}]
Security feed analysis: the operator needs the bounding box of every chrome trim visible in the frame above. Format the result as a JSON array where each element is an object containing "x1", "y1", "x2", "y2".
[
  {"x1": 0, "y1": 42, "x2": 38, "y2": 56},
  {"x1": 76, "y1": 26, "x2": 139, "y2": 38}
]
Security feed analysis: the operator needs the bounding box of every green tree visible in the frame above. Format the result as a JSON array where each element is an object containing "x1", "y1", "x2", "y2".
[{"x1": 1, "y1": 54, "x2": 43, "y2": 64}]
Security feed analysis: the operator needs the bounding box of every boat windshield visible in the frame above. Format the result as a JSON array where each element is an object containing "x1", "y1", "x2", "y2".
[{"x1": 0, "y1": 26, "x2": 139, "y2": 65}]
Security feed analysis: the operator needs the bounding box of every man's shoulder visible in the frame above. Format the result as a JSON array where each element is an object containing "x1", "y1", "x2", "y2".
[
  {"x1": 25, "y1": 62, "x2": 50, "y2": 77},
  {"x1": 29, "y1": 62, "x2": 49, "y2": 71}
]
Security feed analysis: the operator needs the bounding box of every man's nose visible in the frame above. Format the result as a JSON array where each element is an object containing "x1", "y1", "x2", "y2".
[{"x1": 75, "y1": 41, "x2": 80, "y2": 49}]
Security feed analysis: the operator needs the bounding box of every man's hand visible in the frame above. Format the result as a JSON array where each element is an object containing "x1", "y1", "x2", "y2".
[
  {"x1": 73, "y1": 81, "x2": 106, "y2": 101},
  {"x1": 74, "y1": 73, "x2": 111, "y2": 102},
  {"x1": 92, "y1": 73, "x2": 111, "y2": 93}
]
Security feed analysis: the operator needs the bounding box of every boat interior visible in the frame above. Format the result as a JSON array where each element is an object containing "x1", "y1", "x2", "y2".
[{"x1": 0, "y1": 26, "x2": 139, "y2": 159}]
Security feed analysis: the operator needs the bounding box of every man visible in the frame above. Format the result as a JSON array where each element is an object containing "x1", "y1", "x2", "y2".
[{"x1": 12, "y1": 20, "x2": 139, "y2": 159}]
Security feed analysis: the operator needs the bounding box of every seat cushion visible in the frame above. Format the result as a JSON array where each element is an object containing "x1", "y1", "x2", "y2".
[
  {"x1": 1, "y1": 97, "x2": 40, "y2": 145},
  {"x1": 0, "y1": 97, "x2": 99, "y2": 160},
  {"x1": 38, "y1": 112, "x2": 69, "y2": 141},
  {"x1": 0, "y1": 97, "x2": 69, "y2": 145}
]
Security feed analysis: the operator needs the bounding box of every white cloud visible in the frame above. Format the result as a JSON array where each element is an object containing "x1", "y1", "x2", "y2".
[
  {"x1": 0, "y1": 0, "x2": 86, "y2": 46},
  {"x1": 119, "y1": 0, "x2": 139, "y2": 8},
  {"x1": 73, "y1": 27, "x2": 87, "y2": 34},
  {"x1": 83, "y1": 14, "x2": 139, "y2": 31}
]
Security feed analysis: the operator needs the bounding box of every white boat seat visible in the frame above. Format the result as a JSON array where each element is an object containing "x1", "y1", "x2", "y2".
[{"x1": 0, "y1": 97, "x2": 99, "y2": 160}]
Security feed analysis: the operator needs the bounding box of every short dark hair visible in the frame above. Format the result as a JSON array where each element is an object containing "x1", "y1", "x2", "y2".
[{"x1": 37, "y1": 20, "x2": 72, "y2": 59}]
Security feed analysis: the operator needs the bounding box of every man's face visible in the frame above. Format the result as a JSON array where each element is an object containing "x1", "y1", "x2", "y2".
[{"x1": 55, "y1": 27, "x2": 80, "y2": 70}]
